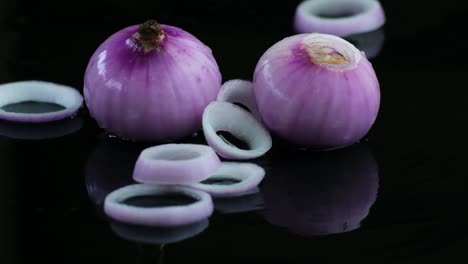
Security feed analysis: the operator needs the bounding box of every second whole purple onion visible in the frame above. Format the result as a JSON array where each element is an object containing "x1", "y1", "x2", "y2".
[
  {"x1": 253, "y1": 33, "x2": 380, "y2": 148},
  {"x1": 84, "y1": 20, "x2": 222, "y2": 142}
]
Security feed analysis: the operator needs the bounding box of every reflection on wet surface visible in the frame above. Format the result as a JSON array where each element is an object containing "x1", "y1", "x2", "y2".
[
  {"x1": 262, "y1": 143, "x2": 379, "y2": 236},
  {"x1": 110, "y1": 219, "x2": 210, "y2": 245},
  {"x1": 87, "y1": 132, "x2": 379, "y2": 242},
  {"x1": 1, "y1": 101, "x2": 66, "y2": 113},
  {"x1": 85, "y1": 134, "x2": 146, "y2": 205},
  {"x1": 0, "y1": 117, "x2": 83, "y2": 140},
  {"x1": 213, "y1": 188, "x2": 264, "y2": 214},
  {"x1": 122, "y1": 194, "x2": 198, "y2": 207}
]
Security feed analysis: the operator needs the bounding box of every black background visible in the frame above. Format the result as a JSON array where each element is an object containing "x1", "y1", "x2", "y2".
[{"x1": 1, "y1": 0, "x2": 468, "y2": 263}]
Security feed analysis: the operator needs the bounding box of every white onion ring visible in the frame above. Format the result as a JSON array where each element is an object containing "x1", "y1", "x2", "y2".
[
  {"x1": 216, "y1": 79, "x2": 261, "y2": 120},
  {"x1": 203, "y1": 102, "x2": 272, "y2": 160},
  {"x1": 191, "y1": 162, "x2": 265, "y2": 197},
  {"x1": 133, "y1": 144, "x2": 221, "y2": 184},
  {"x1": 294, "y1": 0, "x2": 385, "y2": 37},
  {"x1": 0, "y1": 81, "x2": 83, "y2": 123},
  {"x1": 110, "y1": 219, "x2": 209, "y2": 244},
  {"x1": 213, "y1": 187, "x2": 265, "y2": 214},
  {"x1": 104, "y1": 184, "x2": 214, "y2": 227}
]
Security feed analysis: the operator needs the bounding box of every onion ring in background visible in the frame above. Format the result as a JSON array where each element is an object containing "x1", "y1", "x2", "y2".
[
  {"x1": 104, "y1": 184, "x2": 214, "y2": 227},
  {"x1": 203, "y1": 102, "x2": 272, "y2": 160},
  {"x1": 133, "y1": 144, "x2": 221, "y2": 185},
  {"x1": 0, "y1": 81, "x2": 83, "y2": 122},
  {"x1": 191, "y1": 162, "x2": 265, "y2": 197},
  {"x1": 294, "y1": 0, "x2": 385, "y2": 37}
]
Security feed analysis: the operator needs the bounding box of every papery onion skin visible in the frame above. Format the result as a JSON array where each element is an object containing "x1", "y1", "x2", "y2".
[
  {"x1": 253, "y1": 33, "x2": 380, "y2": 148},
  {"x1": 84, "y1": 21, "x2": 222, "y2": 142}
]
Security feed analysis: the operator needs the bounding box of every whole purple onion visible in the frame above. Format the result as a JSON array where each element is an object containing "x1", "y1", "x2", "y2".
[
  {"x1": 84, "y1": 20, "x2": 222, "y2": 141},
  {"x1": 254, "y1": 33, "x2": 380, "y2": 148}
]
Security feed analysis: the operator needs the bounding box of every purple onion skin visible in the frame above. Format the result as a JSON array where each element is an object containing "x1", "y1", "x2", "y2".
[
  {"x1": 84, "y1": 24, "x2": 222, "y2": 142},
  {"x1": 253, "y1": 34, "x2": 380, "y2": 148}
]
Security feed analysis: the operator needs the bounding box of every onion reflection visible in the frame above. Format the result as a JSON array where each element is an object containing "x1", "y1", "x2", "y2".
[
  {"x1": 262, "y1": 143, "x2": 379, "y2": 236},
  {"x1": 0, "y1": 117, "x2": 83, "y2": 140},
  {"x1": 85, "y1": 134, "x2": 146, "y2": 205},
  {"x1": 213, "y1": 187, "x2": 264, "y2": 214},
  {"x1": 110, "y1": 219, "x2": 209, "y2": 245}
]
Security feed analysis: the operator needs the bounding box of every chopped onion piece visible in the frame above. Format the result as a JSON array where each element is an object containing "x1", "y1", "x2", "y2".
[
  {"x1": 110, "y1": 219, "x2": 209, "y2": 244},
  {"x1": 203, "y1": 102, "x2": 272, "y2": 160},
  {"x1": 217, "y1": 79, "x2": 261, "y2": 120},
  {"x1": 294, "y1": 0, "x2": 386, "y2": 37},
  {"x1": 133, "y1": 144, "x2": 221, "y2": 184},
  {"x1": 0, "y1": 81, "x2": 83, "y2": 123},
  {"x1": 104, "y1": 184, "x2": 214, "y2": 227},
  {"x1": 191, "y1": 162, "x2": 265, "y2": 197}
]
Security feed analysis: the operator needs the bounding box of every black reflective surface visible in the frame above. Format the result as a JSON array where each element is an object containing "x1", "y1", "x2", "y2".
[{"x1": 1, "y1": 0, "x2": 468, "y2": 263}]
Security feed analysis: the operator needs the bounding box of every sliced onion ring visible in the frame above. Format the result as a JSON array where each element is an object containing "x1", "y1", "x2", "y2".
[
  {"x1": 203, "y1": 102, "x2": 272, "y2": 160},
  {"x1": 110, "y1": 219, "x2": 209, "y2": 245},
  {"x1": 217, "y1": 79, "x2": 261, "y2": 120},
  {"x1": 0, "y1": 81, "x2": 83, "y2": 123},
  {"x1": 191, "y1": 162, "x2": 265, "y2": 197},
  {"x1": 104, "y1": 184, "x2": 214, "y2": 227},
  {"x1": 294, "y1": 0, "x2": 386, "y2": 37},
  {"x1": 133, "y1": 144, "x2": 221, "y2": 184}
]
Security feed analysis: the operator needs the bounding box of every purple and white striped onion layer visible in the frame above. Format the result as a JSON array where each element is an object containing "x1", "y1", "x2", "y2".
[
  {"x1": 294, "y1": 0, "x2": 385, "y2": 37},
  {"x1": 0, "y1": 81, "x2": 83, "y2": 123},
  {"x1": 254, "y1": 33, "x2": 380, "y2": 148},
  {"x1": 104, "y1": 184, "x2": 214, "y2": 227},
  {"x1": 203, "y1": 102, "x2": 272, "y2": 159},
  {"x1": 84, "y1": 20, "x2": 222, "y2": 142},
  {"x1": 217, "y1": 79, "x2": 261, "y2": 120},
  {"x1": 191, "y1": 162, "x2": 265, "y2": 197},
  {"x1": 133, "y1": 144, "x2": 221, "y2": 185}
]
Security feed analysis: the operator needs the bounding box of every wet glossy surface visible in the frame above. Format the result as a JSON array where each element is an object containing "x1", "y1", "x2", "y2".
[
  {"x1": 1, "y1": 101, "x2": 66, "y2": 113},
  {"x1": 1, "y1": 0, "x2": 468, "y2": 263}
]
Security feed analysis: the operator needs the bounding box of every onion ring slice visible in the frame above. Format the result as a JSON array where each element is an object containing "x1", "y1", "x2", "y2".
[
  {"x1": 294, "y1": 0, "x2": 385, "y2": 37},
  {"x1": 110, "y1": 219, "x2": 209, "y2": 245},
  {"x1": 104, "y1": 184, "x2": 214, "y2": 227},
  {"x1": 0, "y1": 81, "x2": 83, "y2": 123},
  {"x1": 191, "y1": 162, "x2": 265, "y2": 197},
  {"x1": 217, "y1": 79, "x2": 261, "y2": 120},
  {"x1": 133, "y1": 144, "x2": 221, "y2": 184},
  {"x1": 203, "y1": 102, "x2": 272, "y2": 160}
]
